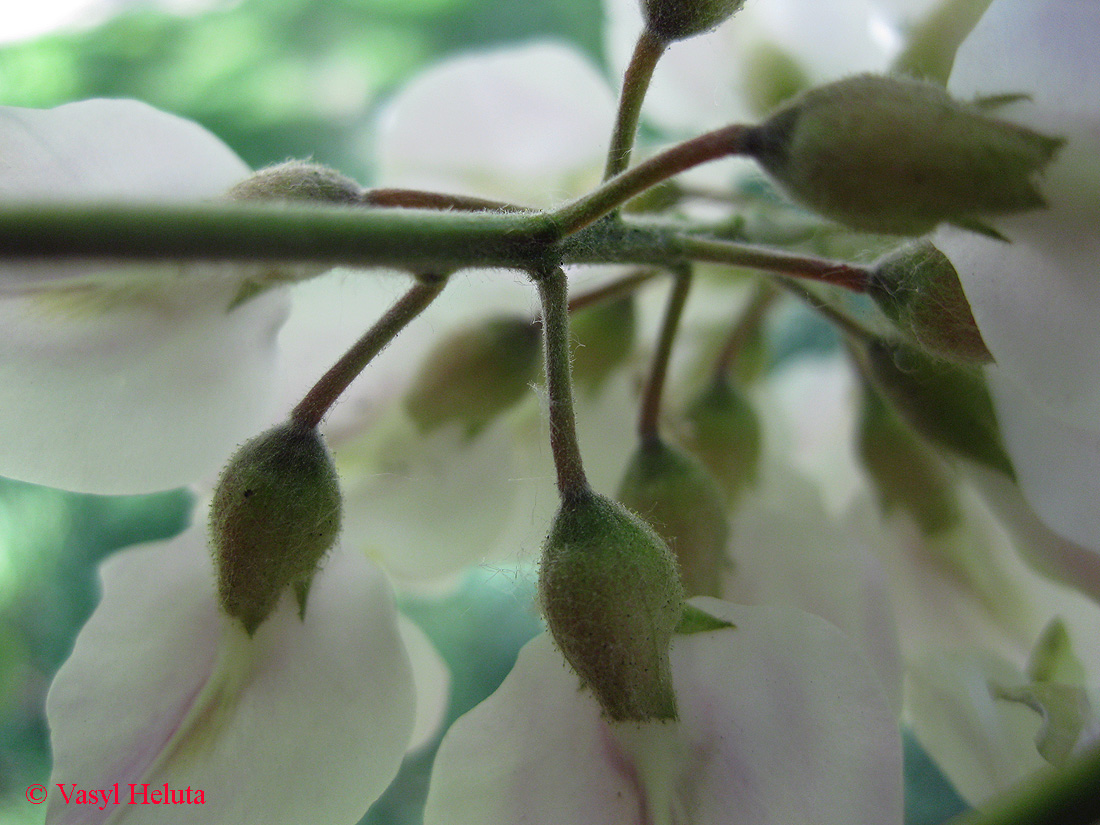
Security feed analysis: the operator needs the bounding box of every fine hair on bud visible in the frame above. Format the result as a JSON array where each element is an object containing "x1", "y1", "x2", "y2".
[
  {"x1": 210, "y1": 422, "x2": 342, "y2": 635},
  {"x1": 224, "y1": 160, "x2": 364, "y2": 204},
  {"x1": 539, "y1": 488, "x2": 685, "y2": 722},
  {"x1": 868, "y1": 241, "x2": 992, "y2": 364},
  {"x1": 617, "y1": 438, "x2": 730, "y2": 598},
  {"x1": 743, "y1": 73, "x2": 1063, "y2": 236},
  {"x1": 641, "y1": 0, "x2": 746, "y2": 42},
  {"x1": 404, "y1": 315, "x2": 542, "y2": 436}
]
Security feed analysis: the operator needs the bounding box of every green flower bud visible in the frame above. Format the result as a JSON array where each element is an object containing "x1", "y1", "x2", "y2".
[
  {"x1": 539, "y1": 488, "x2": 685, "y2": 721},
  {"x1": 741, "y1": 41, "x2": 811, "y2": 117},
  {"x1": 209, "y1": 422, "x2": 342, "y2": 635},
  {"x1": 744, "y1": 73, "x2": 1063, "y2": 235},
  {"x1": 676, "y1": 378, "x2": 761, "y2": 504},
  {"x1": 617, "y1": 438, "x2": 730, "y2": 598},
  {"x1": 868, "y1": 241, "x2": 992, "y2": 364},
  {"x1": 404, "y1": 316, "x2": 541, "y2": 436},
  {"x1": 641, "y1": 0, "x2": 746, "y2": 42},
  {"x1": 224, "y1": 160, "x2": 363, "y2": 205},
  {"x1": 570, "y1": 295, "x2": 636, "y2": 394},
  {"x1": 864, "y1": 340, "x2": 1013, "y2": 477},
  {"x1": 858, "y1": 383, "x2": 961, "y2": 535}
]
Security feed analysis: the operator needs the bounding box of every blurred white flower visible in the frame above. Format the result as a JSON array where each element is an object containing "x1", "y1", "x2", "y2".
[
  {"x1": 0, "y1": 99, "x2": 288, "y2": 494},
  {"x1": 932, "y1": 0, "x2": 1100, "y2": 555},
  {"x1": 424, "y1": 600, "x2": 903, "y2": 825}
]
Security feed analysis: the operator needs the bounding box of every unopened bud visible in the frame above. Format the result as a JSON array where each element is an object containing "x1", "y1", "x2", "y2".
[
  {"x1": 858, "y1": 383, "x2": 960, "y2": 534},
  {"x1": 404, "y1": 316, "x2": 541, "y2": 436},
  {"x1": 571, "y1": 296, "x2": 636, "y2": 394},
  {"x1": 617, "y1": 438, "x2": 730, "y2": 598},
  {"x1": 675, "y1": 378, "x2": 761, "y2": 503},
  {"x1": 225, "y1": 160, "x2": 364, "y2": 205},
  {"x1": 540, "y1": 488, "x2": 685, "y2": 721},
  {"x1": 868, "y1": 241, "x2": 992, "y2": 364},
  {"x1": 864, "y1": 340, "x2": 1013, "y2": 476},
  {"x1": 641, "y1": 0, "x2": 746, "y2": 42},
  {"x1": 744, "y1": 73, "x2": 1063, "y2": 235},
  {"x1": 210, "y1": 422, "x2": 342, "y2": 635}
]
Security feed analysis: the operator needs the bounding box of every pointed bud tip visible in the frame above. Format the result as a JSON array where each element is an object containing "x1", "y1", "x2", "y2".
[{"x1": 210, "y1": 421, "x2": 342, "y2": 632}]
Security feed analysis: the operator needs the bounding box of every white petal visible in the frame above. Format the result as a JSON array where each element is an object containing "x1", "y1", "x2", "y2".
[
  {"x1": 375, "y1": 42, "x2": 615, "y2": 207},
  {"x1": 45, "y1": 524, "x2": 414, "y2": 825},
  {"x1": 425, "y1": 600, "x2": 902, "y2": 825},
  {"x1": 0, "y1": 100, "x2": 287, "y2": 493},
  {"x1": 937, "y1": 0, "x2": 1100, "y2": 428}
]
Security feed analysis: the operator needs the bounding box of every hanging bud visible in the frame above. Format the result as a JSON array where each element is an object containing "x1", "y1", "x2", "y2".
[
  {"x1": 863, "y1": 339, "x2": 1013, "y2": 477},
  {"x1": 858, "y1": 382, "x2": 961, "y2": 535},
  {"x1": 868, "y1": 241, "x2": 992, "y2": 365},
  {"x1": 570, "y1": 295, "x2": 636, "y2": 394},
  {"x1": 404, "y1": 315, "x2": 541, "y2": 436},
  {"x1": 617, "y1": 438, "x2": 730, "y2": 598},
  {"x1": 676, "y1": 377, "x2": 761, "y2": 504},
  {"x1": 640, "y1": 0, "x2": 746, "y2": 42},
  {"x1": 209, "y1": 421, "x2": 342, "y2": 635},
  {"x1": 743, "y1": 73, "x2": 1063, "y2": 236},
  {"x1": 539, "y1": 488, "x2": 685, "y2": 721},
  {"x1": 224, "y1": 160, "x2": 364, "y2": 205}
]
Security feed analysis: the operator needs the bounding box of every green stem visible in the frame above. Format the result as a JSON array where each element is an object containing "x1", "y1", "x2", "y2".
[
  {"x1": 534, "y1": 267, "x2": 590, "y2": 501},
  {"x1": 290, "y1": 276, "x2": 445, "y2": 429},
  {"x1": 713, "y1": 280, "x2": 779, "y2": 381},
  {"x1": 944, "y1": 742, "x2": 1100, "y2": 825},
  {"x1": 567, "y1": 268, "x2": 661, "y2": 314},
  {"x1": 604, "y1": 29, "x2": 668, "y2": 181},
  {"x1": 553, "y1": 124, "x2": 750, "y2": 235},
  {"x1": 639, "y1": 266, "x2": 692, "y2": 443},
  {"x1": 0, "y1": 202, "x2": 558, "y2": 271},
  {"x1": 671, "y1": 235, "x2": 872, "y2": 292}
]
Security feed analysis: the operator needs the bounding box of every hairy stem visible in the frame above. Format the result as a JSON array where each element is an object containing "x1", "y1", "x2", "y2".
[
  {"x1": 535, "y1": 267, "x2": 590, "y2": 501},
  {"x1": 554, "y1": 124, "x2": 750, "y2": 236},
  {"x1": 713, "y1": 280, "x2": 779, "y2": 381},
  {"x1": 639, "y1": 266, "x2": 693, "y2": 443},
  {"x1": 290, "y1": 276, "x2": 446, "y2": 429},
  {"x1": 604, "y1": 29, "x2": 668, "y2": 181}
]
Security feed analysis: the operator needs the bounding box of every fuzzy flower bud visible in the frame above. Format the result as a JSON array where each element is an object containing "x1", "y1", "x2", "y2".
[
  {"x1": 744, "y1": 73, "x2": 1063, "y2": 235},
  {"x1": 868, "y1": 241, "x2": 992, "y2": 364},
  {"x1": 617, "y1": 438, "x2": 731, "y2": 598},
  {"x1": 863, "y1": 340, "x2": 1013, "y2": 477},
  {"x1": 209, "y1": 421, "x2": 342, "y2": 635},
  {"x1": 640, "y1": 0, "x2": 746, "y2": 42},
  {"x1": 225, "y1": 160, "x2": 364, "y2": 204},
  {"x1": 404, "y1": 315, "x2": 542, "y2": 436},
  {"x1": 539, "y1": 488, "x2": 685, "y2": 721},
  {"x1": 675, "y1": 378, "x2": 761, "y2": 503}
]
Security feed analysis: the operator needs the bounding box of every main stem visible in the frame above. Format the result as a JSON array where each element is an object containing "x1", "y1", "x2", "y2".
[
  {"x1": 535, "y1": 268, "x2": 590, "y2": 501},
  {"x1": 290, "y1": 276, "x2": 445, "y2": 429},
  {"x1": 604, "y1": 29, "x2": 668, "y2": 181},
  {"x1": 639, "y1": 266, "x2": 693, "y2": 444}
]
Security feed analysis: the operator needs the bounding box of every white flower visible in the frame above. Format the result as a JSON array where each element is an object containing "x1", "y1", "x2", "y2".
[
  {"x1": 424, "y1": 599, "x2": 903, "y2": 825},
  {"x1": 931, "y1": 0, "x2": 1100, "y2": 555},
  {"x1": 45, "y1": 525, "x2": 416, "y2": 825},
  {"x1": 0, "y1": 99, "x2": 288, "y2": 495}
]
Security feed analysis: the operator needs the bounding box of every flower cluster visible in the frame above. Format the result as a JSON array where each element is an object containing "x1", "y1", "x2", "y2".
[{"x1": 1, "y1": 0, "x2": 1099, "y2": 823}]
